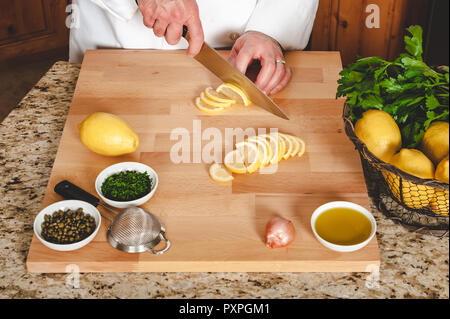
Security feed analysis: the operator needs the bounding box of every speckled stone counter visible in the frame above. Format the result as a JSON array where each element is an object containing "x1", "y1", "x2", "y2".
[{"x1": 0, "y1": 62, "x2": 448, "y2": 299}]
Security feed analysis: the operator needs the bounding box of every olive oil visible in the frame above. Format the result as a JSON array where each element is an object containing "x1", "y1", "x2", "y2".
[{"x1": 315, "y1": 208, "x2": 372, "y2": 246}]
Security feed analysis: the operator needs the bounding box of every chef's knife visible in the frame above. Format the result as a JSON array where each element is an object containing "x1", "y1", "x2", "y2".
[{"x1": 182, "y1": 26, "x2": 289, "y2": 120}]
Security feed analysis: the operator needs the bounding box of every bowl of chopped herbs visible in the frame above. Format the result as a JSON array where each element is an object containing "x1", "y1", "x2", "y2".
[{"x1": 95, "y1": 162, "x2": 158, "y2": 208}]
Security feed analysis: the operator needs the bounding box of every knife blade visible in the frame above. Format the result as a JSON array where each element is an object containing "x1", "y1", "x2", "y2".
[{"x1": 183, "y1": 27, "x2": 289, "y2": 120}]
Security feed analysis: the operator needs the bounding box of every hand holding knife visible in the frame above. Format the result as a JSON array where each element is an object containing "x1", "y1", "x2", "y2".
[{"x1": 182, "y1": 26, "x2": 289, "y2": 120}]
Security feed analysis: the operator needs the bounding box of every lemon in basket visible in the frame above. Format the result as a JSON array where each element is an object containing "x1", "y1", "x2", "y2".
[
  {"x1": 435, "y1": 155, "x2": 449, "y2": 184},
  {"x1": 430, "y1": 155, "x2": 449, "y2": 216},
  {"x1": 384, "y1": 149, "x2": 435, "y2": 210},
  {"x1": 355, "y1": 110, "x2": 402, "y2": 162},
  {"x1": 420, "y1": 121, "x2": 449, "y2": 165}
]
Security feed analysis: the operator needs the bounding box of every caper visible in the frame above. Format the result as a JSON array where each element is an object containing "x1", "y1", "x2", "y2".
[{"x1": 40, "y1": 208, "x2": 96, "y2": 245}]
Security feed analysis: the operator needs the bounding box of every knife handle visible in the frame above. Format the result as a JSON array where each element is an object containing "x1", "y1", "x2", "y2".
[
  {"x1": 54, "y1": 180, "x2": 100, "y2": 208},
  {"x1": 182, "y1": 25, "x2": 189, "y2": 41}
]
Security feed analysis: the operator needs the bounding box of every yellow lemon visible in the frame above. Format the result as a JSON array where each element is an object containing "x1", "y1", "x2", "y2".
[
  {"x1": 209, "y1": 163, "x2": 234, "y2": 182},
  {"x1": 195, "y1": 97, "x2": 224, "y2": 114},
  {"x1": 390, "y1": 149, "x2": 435, "y2": 179},
  {"x1": 355, "y1": 110, "x2": 402, "y2": 162},
  {"x1": 283, "y1": 134, "x2": 300, "y2": 158},
  {"x1": 204, "y1": 87, "x2": 236, "y2": 105},
  {"x1": 235, "y1": 141, "x2": 263, "y2": 173},
  {"x1": 216, "y1": 83, "x2": 251, "y2": 106},
  {"x1": 435, "y1": 155, "x2": 449, "y2": 184},
  {"x1": 430, "y1": 155, "x2": 450, "y2": 215},
  {"x1": 78, "y1": 112, "x2": 139, "y2": 156},
  {"x1": 385, "y1": 149, "x2": 435, "y2": 210},
  {"x1": 224, "y1": 150, "x2": 247, "y2": 174},
  {"x1": 247, "y1": 136, "x2": 272, "y2": 167},
  {"x1": 279, "y1": 133, "x2": 294, "y2": 160},
  {"x1": 293, "y1": 136, "x2": 306, "y2": 158},
  {"x1": 421, "y1": 121, "x2": 449, "y2": 165},
  {"x1": 259, "y1": 134, "x2": 280, "y2": 165},
  {"x1": 269, "y1": 132, "x2": 286, "y2": 162},
  {"x1": 200, "y1": 92, "x2": 232, "y2": 108}
]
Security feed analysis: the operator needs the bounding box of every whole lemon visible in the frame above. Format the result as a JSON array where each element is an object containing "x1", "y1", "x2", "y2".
[
  {"x1": 355, "y1": 110, "x2": 402, "y2": 162},
  {"x1": 385, "y1": 149, "x2": 435, "y2": 210},
  {"x1": 421, "y1": 121, "x2": 449, "y2": 165},
  {"x1": 435, "y1": 155, "x2": 449, "y2": 184},
  {"x1": 430, "y1": 155, "x2": 449, "y2": 215},
  {"x1": 78, "y1": 112, "x2": 139, "y2": 156},
  {"x1": 390, "y1": 149, "x2": 435, "y2": 179}
]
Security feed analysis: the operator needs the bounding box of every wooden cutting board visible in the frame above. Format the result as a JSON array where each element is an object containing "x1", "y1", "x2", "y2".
[{"x1": 26, "y1": 50, "x2": 380, "y2": 273}]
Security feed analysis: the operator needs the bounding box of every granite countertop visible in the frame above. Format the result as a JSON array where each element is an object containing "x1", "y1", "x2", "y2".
[{"x1": 0, "y1": 62, "x2": 448, "y2": 299}]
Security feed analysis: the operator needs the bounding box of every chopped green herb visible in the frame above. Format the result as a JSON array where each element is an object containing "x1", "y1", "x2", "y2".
[
  {"x1": 101, "y1": 170, "x2": 152, "y2": 202},
  {"x1": 337, "y1": 25, "x2": 449, "y2": 148}
]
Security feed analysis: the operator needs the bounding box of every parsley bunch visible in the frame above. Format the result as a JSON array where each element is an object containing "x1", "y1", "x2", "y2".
[{"x1": 337, "y1": 25, "x2": 449, "y2": 148}]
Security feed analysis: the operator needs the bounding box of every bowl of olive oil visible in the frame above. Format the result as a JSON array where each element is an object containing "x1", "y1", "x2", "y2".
[{"x1": 311, "y1": 202, "x2": 376, "y2": 252}]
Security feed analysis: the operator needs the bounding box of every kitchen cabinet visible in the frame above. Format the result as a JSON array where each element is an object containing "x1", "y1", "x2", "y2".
[
  {"x1": 0, "y1": 0, "x2": 69, "y2": 61},
  {"x1": 310, "y1": 0, "x2": 434, "y2": 65}
]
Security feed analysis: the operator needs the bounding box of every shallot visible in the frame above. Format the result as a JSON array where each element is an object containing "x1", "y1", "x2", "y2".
[{"x1": 265, "y1": 217, "x2": 296, "y2": 248}]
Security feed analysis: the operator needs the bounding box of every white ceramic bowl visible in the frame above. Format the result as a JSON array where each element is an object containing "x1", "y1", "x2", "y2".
[
  {"x1": 95, "y1": 162, "x2": 158, "y2": 209},
  {"x1": 34, "y1": 200, "x2": 101, "y2": 252},
  {"x1": 310, "y1": 201, "x2": 377, "y2": 253}
]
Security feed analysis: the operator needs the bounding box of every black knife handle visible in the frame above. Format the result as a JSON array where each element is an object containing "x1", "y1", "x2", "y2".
[
  {"x1": 182, "y1": 25, "x2": 189, "y2": 40},
  {"x1": 54, "y1": 180, "x2": 100, "y2": 207}
]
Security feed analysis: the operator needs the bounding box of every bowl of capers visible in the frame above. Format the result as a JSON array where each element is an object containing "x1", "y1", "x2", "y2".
[{"x1": 33, "y1": 200, "x2": 101, "y2": 251}]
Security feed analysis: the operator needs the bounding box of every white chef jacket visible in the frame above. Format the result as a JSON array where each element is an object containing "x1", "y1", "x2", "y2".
[{"x1": 69, "y1": 0, "x2": 319, "y2": 64}]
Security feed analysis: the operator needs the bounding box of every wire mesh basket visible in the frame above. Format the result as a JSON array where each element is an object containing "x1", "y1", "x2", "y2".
[{"x1": 343, "y1": 104, "x2": 449, "y2": 236}]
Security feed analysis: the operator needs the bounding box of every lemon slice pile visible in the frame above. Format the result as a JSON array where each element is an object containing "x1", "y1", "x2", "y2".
[
  {"x1": 210, "y1": 132, "x2": 306, "y2": 182},
  {"x1": 195, "y1": 83, "x2": 251, "y2": 114}
]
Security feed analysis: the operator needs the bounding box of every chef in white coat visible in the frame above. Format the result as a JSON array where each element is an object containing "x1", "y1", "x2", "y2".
[{"x1": 70, "y1": 0, "x2": 319, "y2": 95}]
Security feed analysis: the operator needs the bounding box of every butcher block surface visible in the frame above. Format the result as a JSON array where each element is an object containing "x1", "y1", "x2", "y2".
[{"x1": 26, "y1": 50, "x2": 380, "y2": 273}]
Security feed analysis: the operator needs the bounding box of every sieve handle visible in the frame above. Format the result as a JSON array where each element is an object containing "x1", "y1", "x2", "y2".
[
  {"x1": 54, "y1": 180, "x2": 100, "y2": 207},
  {"x1": 150, "y1": 232, "x2": 171, "y2": 255}
]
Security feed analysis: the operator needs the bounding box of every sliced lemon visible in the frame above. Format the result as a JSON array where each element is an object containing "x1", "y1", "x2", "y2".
[
  {"x1": 200, "y1": 92, "x2": 232, "y2": 108},
  {"x1": 205, "y1": 87, "x2": 236, "y2": 105},
  {"x1": 259, "y1": 134, "x2": 280, "y2": 165},
  {"x1": 236, "y1": 141, "x2": 263, "y2": 173},
  {"x1": 284, "y1": 134, "x2": 301, "y2": 157},
  {"x1": 209, "y1": 163, "x2": 234, "y2": 182},
  {"x1": 217, "y1": 83, "x2": 251, "y2": 106},
  {"x1": 279, "y1": 133, "x2": 294, "y2": 160},
  {"x1": 195, "y1": 97, "x2": 224, "y2": 114},
  {"x1": 270, "y1": 132, "x2": 286, "y2": 162},
  {"x1": 248, "y1": 136, "x2": 272, "y2": 167},
  {"x1": 224, "y1": 149, "x2": 247, "y2": 174},
  {"x1": 294, "y1": 136, "x2": 306, "y2": 158}
]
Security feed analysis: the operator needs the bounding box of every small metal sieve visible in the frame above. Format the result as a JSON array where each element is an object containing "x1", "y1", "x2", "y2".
[
  {"x1": 54, "y1": 180, "x2": 170, "y2": 254},
  {"x1": 106, "y1": 206, "x2": 170, "y2": 254}
]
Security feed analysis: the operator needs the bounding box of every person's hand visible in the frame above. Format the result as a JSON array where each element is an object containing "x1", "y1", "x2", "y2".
[
  {"x1": 137, "y1": 0, "x2": 204, "y2": 56},
  {"x1": 228, "y1": 31, "x2": 292, "y2": 95}
]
